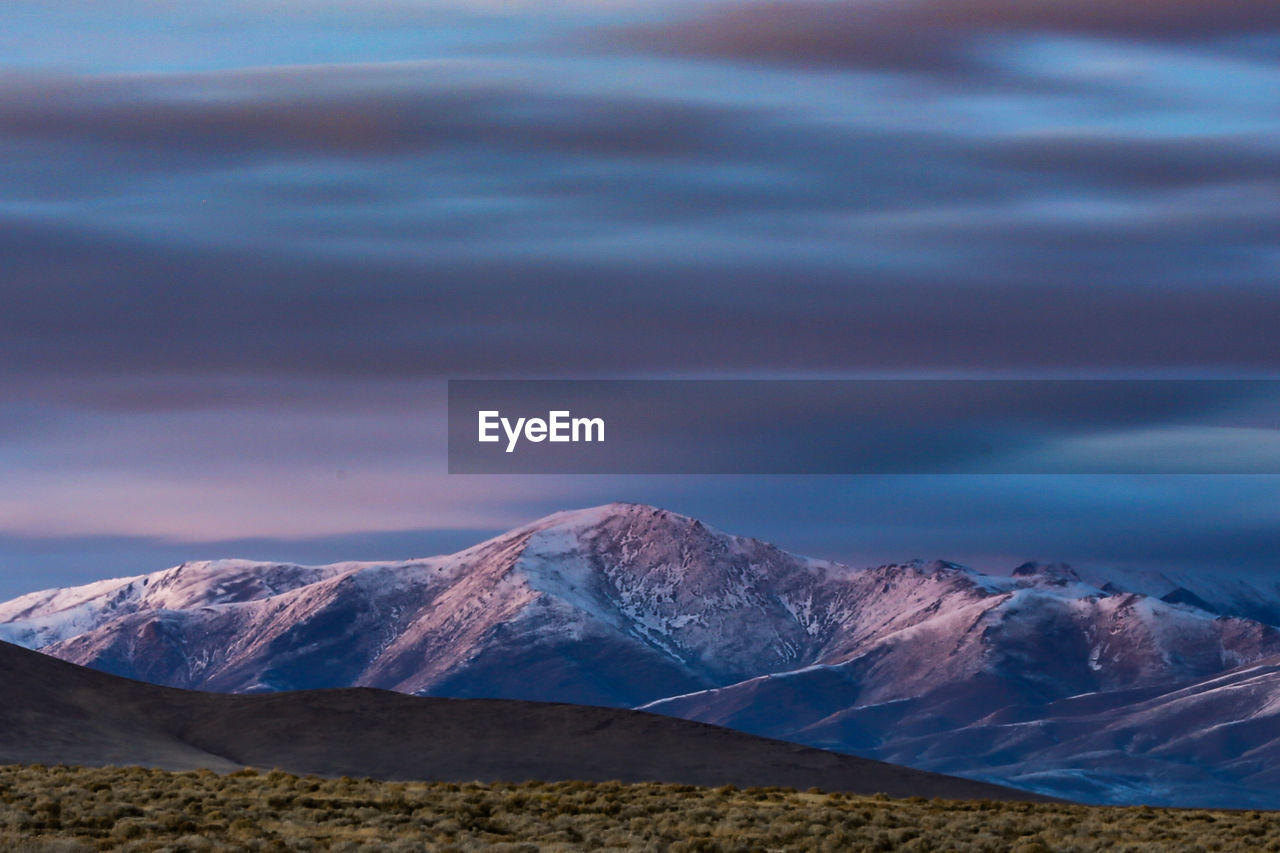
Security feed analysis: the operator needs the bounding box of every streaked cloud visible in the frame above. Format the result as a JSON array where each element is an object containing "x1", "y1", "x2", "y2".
[
  {"x1": 616, "y1": 0, "x2": 1280, "y2": 73},
  {"x1": 0, "y1": 0, "x2": 1276, "y2": 593}
]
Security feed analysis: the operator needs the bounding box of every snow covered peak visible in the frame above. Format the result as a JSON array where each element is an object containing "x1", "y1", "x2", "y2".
[
  {"x1": 511, "y1": 503, "x2": 728, "y2": 544},
  {"x1": 0, "y1": 558, "x2": 356, "y2": 649}
]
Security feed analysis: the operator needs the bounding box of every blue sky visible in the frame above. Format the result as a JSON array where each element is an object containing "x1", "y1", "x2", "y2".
[{"x1": 0, "y1": 0, "x2": 1278, "y2": 596}]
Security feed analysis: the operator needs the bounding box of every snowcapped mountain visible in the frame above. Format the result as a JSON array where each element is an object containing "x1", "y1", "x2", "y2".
[
  {"x1": 4, "y1": 502, "x2": 1280, "y2": 805},
  {"x1": 1070, "y1": 565, "x2": 1280, "y2": 628},
  {"x1": 640, "y1": 573, "x2": 1280, "y2": 805},
  {"x1": 0, "y1": 560, "x2": 348, "y2": 649},
  {"x1": 2, "y1": 505, "x2": 868, "y2": 705}
]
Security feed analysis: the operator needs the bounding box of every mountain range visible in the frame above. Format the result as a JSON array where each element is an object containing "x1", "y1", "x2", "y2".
[{"x1": 4, "y1": 502, "x2": 1280, "y2": 807}]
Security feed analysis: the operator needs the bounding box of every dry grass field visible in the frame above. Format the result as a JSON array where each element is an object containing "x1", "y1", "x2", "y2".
[{"x1": 3, "y1": 765, "x2": 1280, "y2": 852}]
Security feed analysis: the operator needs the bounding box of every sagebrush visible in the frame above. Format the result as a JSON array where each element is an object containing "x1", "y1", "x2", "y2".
[{"x1": 1, "y1": 764, "x2": 1278, "y2": 851}]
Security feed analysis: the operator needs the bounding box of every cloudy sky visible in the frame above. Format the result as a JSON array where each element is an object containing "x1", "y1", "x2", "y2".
[{"x1": 1, "y1": 0, "x2": 1278, "y2": 596}]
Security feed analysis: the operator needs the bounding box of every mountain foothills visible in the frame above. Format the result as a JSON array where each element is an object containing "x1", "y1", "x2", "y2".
[
  {"x1": 5, "y1": 503, "x2": 1280, "y2": 807},
  {"x1": 0, "y1": 638, "x2": 1041, "y2": 800}
]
